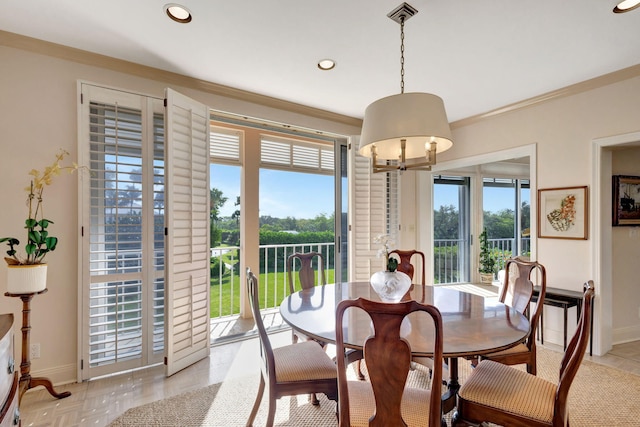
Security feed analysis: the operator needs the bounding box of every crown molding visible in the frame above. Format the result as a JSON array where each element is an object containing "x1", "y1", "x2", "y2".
[
  {"x1": 0, "y1": 30, "x2": 362, "y2": 129},
  {"x1": 5, "y1": 30, "x2": 638, "y2": 132},
  {"x1": 451, "y1": 63, "x2": 640, "y2": 129}
]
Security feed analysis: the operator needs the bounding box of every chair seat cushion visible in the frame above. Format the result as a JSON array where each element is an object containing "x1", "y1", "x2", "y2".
[
  {"x1": 346, "y1": 380, "x2": 433, "y2": 426},
  {"x1": 458, "y1": 360, "x2": 557, "y2": 424},
  {"x1": 483, "y1": 343, "x2": 529, "y2": 357},
  {"x1": 273, "y1": 341, "x2": 337, "y2": 382}
]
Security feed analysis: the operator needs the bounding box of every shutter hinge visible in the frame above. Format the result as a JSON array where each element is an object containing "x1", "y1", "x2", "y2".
[
  {"x1": 164, "y1": 227, "x2": 168, "y2": 236},
  {"x1": 164, "y1": 98, "x2": 167, "y2": 107},
  {"x1": 348, "y1": 142, "x2": 351, "y2": 150},
  {"x1": 81, "y1": 226, "x2": 84, "y2": 237},
  {"x1": 80, "y1": 93, "x2": 83, "y2": 104},
  {"x1": 164, "y1": 357, "x2": 167, "y2": 365},
  {"x1": 348, "y1": 224, "x2": 351, "y2": 231},
  {"x1": 81, "y1": 359, "x2": 84, "y2": 370}
]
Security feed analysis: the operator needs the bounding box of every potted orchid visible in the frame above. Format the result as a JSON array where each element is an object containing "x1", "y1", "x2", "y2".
[
  {"x1": 0, "y1": 149, "x2": 80, "y2": 293},
  {"x1": 370, "y1": 234, "x2": 410, "y2": 302}
]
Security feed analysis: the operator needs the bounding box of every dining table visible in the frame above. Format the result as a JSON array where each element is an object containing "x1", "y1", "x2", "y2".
[{"x1": 279, "y1": 281, "x2": 530, "y2": 417}]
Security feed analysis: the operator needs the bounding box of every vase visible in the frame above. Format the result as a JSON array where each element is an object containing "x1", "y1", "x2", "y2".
[
  {"x1": 370, "y1": 271, "x2": 412, "y2": 303},
  {"x1": 6, "y1": 264, "x2": 47, "y2": 294}
]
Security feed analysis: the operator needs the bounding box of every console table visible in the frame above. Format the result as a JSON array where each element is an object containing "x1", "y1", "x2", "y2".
[
  {"x1": 533, "y1": 286, "x2": 593, "y2": 356},
  {"x1": 5, "y1": 289, "x2": 71, "y2": 402}
]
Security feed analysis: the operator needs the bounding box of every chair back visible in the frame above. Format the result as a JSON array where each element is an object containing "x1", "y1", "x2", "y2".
[
  {"x1": 500, "y1": 258, "x2": 546, "y2": 346},
  {"x1": 247, "y1": 268, "x2": 275, "y2": 380},
  {"x1": 287, "y1": 252, "x2": 326, "y2": 294},
  {"x1": 554, "y1": 280, "x2": 595, "y2": 424},
  {"x1": 389, "y1": 249, "x2": 426, "y2": 285},
  {"x1": 335, "y1": 298, "x2": 443, "y2": 427}
]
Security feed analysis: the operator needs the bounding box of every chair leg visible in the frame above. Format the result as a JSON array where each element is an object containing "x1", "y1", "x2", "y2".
[
  {"x1": 246, "y1": 375, "x2": 265, "y2": 427},
  {"x1": 355, "y1": 359, "x2": 365, "y2": 380},
  {"x1": 310, "y1": 392, "x2": 319, "y2": 405},
  {"x1": 265, "y1": 389, "x2": 277, "y2": 427},
  {"x1": 528, "y1": 353, "x2": 537, "y2": 375}
]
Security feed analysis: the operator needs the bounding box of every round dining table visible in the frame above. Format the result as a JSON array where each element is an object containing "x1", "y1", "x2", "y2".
[{"x1": 279, "y1": 282, "x2": 530, "y2": 416}]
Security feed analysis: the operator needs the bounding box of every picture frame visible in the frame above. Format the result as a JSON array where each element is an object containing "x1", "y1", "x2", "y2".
[
  {"x1": 612, "y1": 175, "x2": 640, "y2": 226},
  {"x1": 537, "y1": 186, "x2": 588, "y2": 240}
]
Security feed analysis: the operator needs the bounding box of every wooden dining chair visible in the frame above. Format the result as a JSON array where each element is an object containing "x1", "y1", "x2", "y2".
[
  {"x1": 335, "y1": 297, "x2": 444, "y2": 427},
  {"x1": 286, "y1": 251, "x2": 327, "y2": 345},
  {"x1": 453, "y1": 281, "x2": 595, "y2": 427},
  {"x1": 477, "y1": 257, "x2": 547, "y2": 375},
  {"x1": 245, "y1": 268, "x2": 338, "y2": 427},
  {"x1": 389, "y1": 249, "x2": 426, "y2": 285}
]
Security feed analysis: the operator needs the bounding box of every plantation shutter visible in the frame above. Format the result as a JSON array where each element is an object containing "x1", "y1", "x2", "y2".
[
  {"x1": 79, "y1": 84, "x2": 165, "y2": 380},
  {"x1": 261, "y1": 135, "x2": 334, "y2": 175},
  {"x1": 164, "y1": 88, "x2": 211, "y2": 376},
  {"x1": 210, "y1": 127, "x2": 241, "y2": 165},
  {"x1": 348, "y1": 136, "x2": 399, "y2": 281}
]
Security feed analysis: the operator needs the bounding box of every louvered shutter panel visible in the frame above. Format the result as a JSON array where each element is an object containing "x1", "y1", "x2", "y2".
[
  {"x1": 348, "y1": 136, "x2": 390, "y2": 281},
  {"x1": 164, "y1": 88, "x2": 211, "y2": 376},
  {"x1": 210, "y1": 127, "x2": 241, "y2": 165},
  {"x1": 261, "y1": 135, "x2": 334, "y2": 175}
]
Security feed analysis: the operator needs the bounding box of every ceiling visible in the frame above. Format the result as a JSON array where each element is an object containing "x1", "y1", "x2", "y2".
[{"x1": 2, "y1": 1, "x2": 640, "y2": 123}]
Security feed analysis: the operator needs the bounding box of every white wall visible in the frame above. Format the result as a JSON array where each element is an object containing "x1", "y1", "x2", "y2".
[{"x1": 404, "y1": 74, "x2": 640, "y2": 354}]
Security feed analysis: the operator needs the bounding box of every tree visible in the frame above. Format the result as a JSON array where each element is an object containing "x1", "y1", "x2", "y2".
[
  {"x1": 434, "y1": 205, "x2": 459, "y2": 239},
  {"x1": 231, "y1": 196, "x2": 240, "y2": 225},
  {"x1": 210, "y1": 188, "x2": 227, "y2": 221},
  {"x1": 210, "y1": 188, "x2": 228, "y2": 247}
]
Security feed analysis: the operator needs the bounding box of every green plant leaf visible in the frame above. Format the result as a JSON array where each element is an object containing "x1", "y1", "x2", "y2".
[
  {"x1": 45, "y1": 237, "x2": 58, "y2": 251},
  {"x1": 25, "y1": 218, "x2": 38, "y2": 228},
  {"x1": 25, "y1": 243, "x2": 36, "y2": 255},
  {"x1": 28, "y1": 230, "x2": 42, "y2": 244}
]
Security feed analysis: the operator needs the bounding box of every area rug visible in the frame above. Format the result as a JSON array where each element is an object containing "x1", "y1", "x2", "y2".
[{"x1": 108, "y1": 347, "x2": 640, "y2": 426}]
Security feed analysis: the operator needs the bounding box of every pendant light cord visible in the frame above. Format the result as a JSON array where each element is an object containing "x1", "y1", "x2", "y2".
[{"x1": 400, "y1": 15, "x2": 405, "y2": 94}]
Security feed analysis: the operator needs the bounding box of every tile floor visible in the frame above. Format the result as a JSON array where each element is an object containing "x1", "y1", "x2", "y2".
[
  {"x1": 18, "y1": 293, "x2": 640, "y2": 427},
  {"x1": 19, "y1": 330, "x2": 640, "y2": 427}
]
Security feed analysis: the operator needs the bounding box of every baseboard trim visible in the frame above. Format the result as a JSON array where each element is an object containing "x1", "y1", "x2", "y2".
[
  {"x1": 30, "y1": 363, "x2": 77, "y2": 386},
  {"x1": 613, "y1": 324, "x2": 640, "y2": 345}
]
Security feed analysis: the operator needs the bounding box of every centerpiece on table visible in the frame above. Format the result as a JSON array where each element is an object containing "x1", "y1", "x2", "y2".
[
  {"x1": 369, "y1": 234, "x2": 411, "y2": 302},
  {"x1": 0, "y1": 150, "x2": 80, "y2": 294}
]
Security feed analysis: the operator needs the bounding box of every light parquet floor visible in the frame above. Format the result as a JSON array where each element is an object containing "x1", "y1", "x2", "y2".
[{"x1": 18, "y1": 302, "x2": 640, "y2": 427}]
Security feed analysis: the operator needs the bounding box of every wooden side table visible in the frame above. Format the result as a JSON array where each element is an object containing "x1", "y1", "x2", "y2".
[{"x1": 5, "y1": 289, "x2": 71, "y2": 402}]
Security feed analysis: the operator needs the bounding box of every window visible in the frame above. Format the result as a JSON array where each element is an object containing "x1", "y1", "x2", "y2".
[
  {"x1": 482, "y1": 178, "x2": 530, "y2": 269},
  {"x1": 433, "y1": 176, "x2": 470, "y2": 284},
  {"x1": 80, "y1": 85, "x2": 165, "y2": 379}
]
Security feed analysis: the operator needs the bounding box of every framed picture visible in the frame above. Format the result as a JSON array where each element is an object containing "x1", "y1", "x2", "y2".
[
  {"x1": 538, "y1": 186, "x2": 588, "y2": 240},
  {"x1": 612, "y1": 175, "x2": 640, "y2": 226}
]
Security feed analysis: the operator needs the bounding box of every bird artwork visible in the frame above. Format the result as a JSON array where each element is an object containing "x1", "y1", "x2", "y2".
[{"x1": 547, "y1": 194, "x2": 576, "y2": 232}]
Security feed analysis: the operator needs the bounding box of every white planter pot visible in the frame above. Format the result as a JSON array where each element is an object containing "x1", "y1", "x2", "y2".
[
  {"x1": 480, "y1": 272, "x2": 494, "y2": 284},
  {"x1": 6, "y1": 264, "x2": 47, "y2": 294}
]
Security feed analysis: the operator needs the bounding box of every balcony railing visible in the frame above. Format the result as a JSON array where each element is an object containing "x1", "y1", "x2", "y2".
[
  {"x1": 209, "y1": 242, "x2": 334, "y2": 320},
  {"x1": 209, "y1": 237, "x2": 530, "y2": 320}
]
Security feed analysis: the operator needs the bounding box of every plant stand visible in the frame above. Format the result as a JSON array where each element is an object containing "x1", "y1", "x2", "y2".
[{"x1": 4, "y1": 289, "x2": 71, "y2": 403}]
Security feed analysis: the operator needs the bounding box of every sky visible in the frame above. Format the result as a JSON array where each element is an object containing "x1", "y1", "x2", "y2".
[
  {"x1": 211, "y1": 164, "x2": 335, "y2": 219},
  {"x1": 211, "y1": 163, "x2": 527, "y2": 219},
  {"x1": 435, "y1": 184, "x2": 530, "y2": 213}
]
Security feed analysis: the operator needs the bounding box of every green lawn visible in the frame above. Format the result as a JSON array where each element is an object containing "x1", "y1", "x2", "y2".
[{"x1": 210, "y1": 269, "x2": 335, "y2": 318}]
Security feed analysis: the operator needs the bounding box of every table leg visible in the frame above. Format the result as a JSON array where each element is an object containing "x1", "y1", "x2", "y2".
[
  {"x1": 15, "y1": 293, "x2": 71, "y2": 402},
  {"x1": 441, "y1": 357, "x2": 459, "y2": 416}
]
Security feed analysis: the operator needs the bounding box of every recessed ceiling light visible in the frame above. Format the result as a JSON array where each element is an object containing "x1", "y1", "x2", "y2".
[
  {"x1": 317, "y1": 59, "x2": 336, "y2": 71},
  {"x1": 164, "y1": 3, "x2": 192, "y2": 23},
  {"x1": 613, "y1": 0, "x2": 640, "y2": 13}
]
